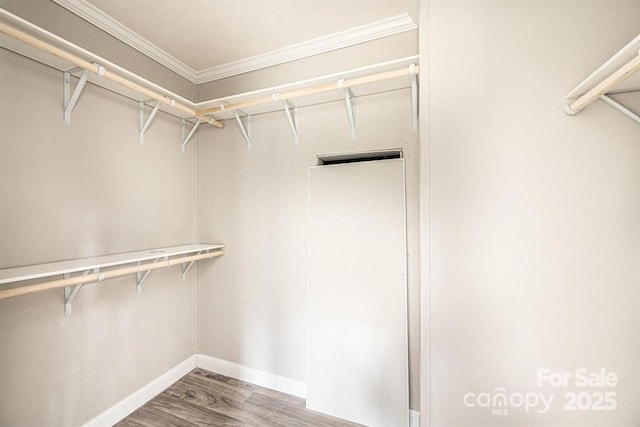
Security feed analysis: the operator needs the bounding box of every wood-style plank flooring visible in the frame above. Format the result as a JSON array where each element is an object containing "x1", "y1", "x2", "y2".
[{"x1": 116, "y1": 368, "x2": 363, "y2": 427}]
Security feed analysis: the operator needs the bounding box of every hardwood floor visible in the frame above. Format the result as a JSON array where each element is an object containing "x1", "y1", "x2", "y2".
[{"x1": 116, "y1": 368, "x2": 363, "y2": 427}]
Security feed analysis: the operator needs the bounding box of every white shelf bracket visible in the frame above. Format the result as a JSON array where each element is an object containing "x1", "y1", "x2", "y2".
[
  {"x1": 63, "y1": 268, "x2": 96, "y2": 316},
  {"x1": 63, "y1": 67, "x2": 89, "y2": 126},
  {"x1": 135, "y1": 256, "x2": 167, "y2": 294},
  {"x1": 139, "y1": 101, "x2": 162, "y2": 144},
  {"x1": 182, "y1": 250, "x2": 203, "y2": 280},
  {"x1": 181, "y1": 119, "x2": 202, "y2": 153},
  {"x1": 341, "y1": 83, "x2": 356, "y2": 141},
  {"x1": 282, "y1": 99, "x2": 299, "y2": 145},
  {"x1": 234, "y1": 109, "x2": 252, "y2": 151},
  {"x1": 410, "y1": 63, "x2": 418, "y2": 132},
  {"x1": 136, "y1": 259, "x2": 155, "y2": 295},
  {"x1": 599, "y1": 94, "x2": 640, "y2": 125},
  {"x1": 63, "y1": 63, "x2": 105, "y2": 126}
]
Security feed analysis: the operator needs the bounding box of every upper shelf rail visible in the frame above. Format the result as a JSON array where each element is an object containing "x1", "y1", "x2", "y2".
[
  {"x1": 0, "y1": 7, "x2": 419, "y2": 145},
  {"x1": 0, "y1": 8, "x2": 223, "y2": 128},
  {"x1": 565, "y1": 33, "x2": 640, "y2": 116},
  {"x1": 197, "y1": 65, "x2": 419, "y2": 118}
]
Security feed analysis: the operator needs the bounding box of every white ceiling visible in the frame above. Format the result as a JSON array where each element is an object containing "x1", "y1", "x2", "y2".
[{"x1": 52, "y1": 0, "x2": 417, "y2": 83}]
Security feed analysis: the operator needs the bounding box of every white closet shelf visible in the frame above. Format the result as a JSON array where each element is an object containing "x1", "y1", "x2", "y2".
[
  {"x1": 0, "y1": 7, "x2": 419, "y2": 149},
  {"x1": 0, "y1": 244, "x2": 224, "y2": 314},
  {"x1": 197, "y1": 57, "x2": 420, "y2": 121},
  {"x1": 565, "y1": 33, "x2": 640, "y2": 123}
]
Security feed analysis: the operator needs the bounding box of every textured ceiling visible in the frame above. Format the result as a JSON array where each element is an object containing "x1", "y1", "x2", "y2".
[{"x1": 85, "y1": 0, "x2": 412, "y2": 71}]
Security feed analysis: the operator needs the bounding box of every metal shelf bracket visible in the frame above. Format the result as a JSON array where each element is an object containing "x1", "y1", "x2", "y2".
[
  {"x1": 410, "y1": 63, "x2": 418, "y2": 132},
  {"x1": 63, "y1": 63, "x2": 104, "y2": 125},
  {"x1": 234, "y1": 109, "x2": 252, "y2": 151},
  {"x1": 340, "y1": 82, "x2": 356, "y2": 141},
  {"x1": 63, "y1": 268, "x2": 97, "y2": 316},
  {"x1": 136, "y1": 258, "x2": 164, "y2": 294},
  {"x1": 181, "y1": 118, "x2": 202, "y2": 153},
  {"x1": 139, "y1": 100, "x2": 163, "y2": 144},
  {"x1": 182, "y1": 250, "x2": 204, "y2": 279},
  {"x1": 282, "y1": 99, "x2": 299, "y2": 145}
]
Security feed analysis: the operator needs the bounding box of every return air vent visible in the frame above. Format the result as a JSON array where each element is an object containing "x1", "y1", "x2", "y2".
[{"x1": 317, "y1": 149, "x2": 403, "y2": 166}]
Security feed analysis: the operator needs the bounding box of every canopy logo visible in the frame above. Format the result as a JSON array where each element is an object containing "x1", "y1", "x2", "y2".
[{"x1": 463, "y1": 388, "x2": 553, "y2": 416}]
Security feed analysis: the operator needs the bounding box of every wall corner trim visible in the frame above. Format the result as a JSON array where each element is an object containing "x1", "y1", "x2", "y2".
[
  {"x1": 83, "y1": 355, "x2": 197, "y2": 426},
  {"x1": 196, "y1": 354, "x2": 308, "y2": 398}
]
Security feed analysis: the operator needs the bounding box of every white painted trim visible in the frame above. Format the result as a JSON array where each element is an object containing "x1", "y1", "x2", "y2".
[
  {"x1": 410, "y1": 409, "x2": 420, "y2": 427},
  {"x1": 195, "y1": 14, "x2": 418, "y2": 83},
  {"x1": 196, "y1": 354, "x2": 307, "y2": 398},
  {"x1": 52, "y1": 0, "x2": 197, "y2": 82},
  {"x1": 51, "y1": 0, "x2": 416, "y2": 84},
  {"x1": 83, "y1": 355, "x2": 197, "y2": 427}
]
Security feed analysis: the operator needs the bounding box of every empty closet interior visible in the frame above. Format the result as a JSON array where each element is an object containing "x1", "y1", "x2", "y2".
[
  {"x1": 2, "y1": 0, "x2": 640, "y2": 426},
  {"x1": 0, "y1": 1, "x2": 420, "y2": 425}
]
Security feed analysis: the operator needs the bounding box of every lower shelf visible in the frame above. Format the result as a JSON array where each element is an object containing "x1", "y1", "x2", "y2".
[{"x1": 0, "y1": 243, "x2": 225, "y2": 315}]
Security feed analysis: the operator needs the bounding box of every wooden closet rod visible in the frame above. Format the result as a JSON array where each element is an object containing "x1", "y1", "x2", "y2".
[
  {"x1": 0, "y1": 249, "x2": 224, "y2": 300},
  {"x1": 0, "y1": 21, "x2": 224, "y2": 128},
  {"x1": 197, "y1": 65, "x2": 420, "y2": 117},
  {"x1": 566, "y1": 53, "x2": 640, "y2": 114}
]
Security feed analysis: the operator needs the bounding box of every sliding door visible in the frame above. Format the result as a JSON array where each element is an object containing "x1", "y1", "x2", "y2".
[{"x1": 307, "y1": 157, "x2": 408, "y2": 426}]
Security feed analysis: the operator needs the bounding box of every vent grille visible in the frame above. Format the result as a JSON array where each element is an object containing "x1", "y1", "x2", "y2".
[{"x1": 317, "y1": 149, "x2": 402, "y2": 166}]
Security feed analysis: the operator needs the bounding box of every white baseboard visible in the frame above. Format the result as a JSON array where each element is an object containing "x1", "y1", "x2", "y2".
[
  {"x1": 195, "y1": 353, "x2": 307, "y2": 399},
  {"x1": 84, "y1": 354, "x2": 417, "y2": 427},
  {"x1": 409, "y1": 409, "x2": 420, "y2": 427},
  {"x1": 83, "y1": 355, "x2": 197, "y2": 427}
]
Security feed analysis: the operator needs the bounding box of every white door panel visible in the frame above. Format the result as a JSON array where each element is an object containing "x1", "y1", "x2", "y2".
[{"x1": 307, "y1": 158, "x2": 408, "y2": 427}]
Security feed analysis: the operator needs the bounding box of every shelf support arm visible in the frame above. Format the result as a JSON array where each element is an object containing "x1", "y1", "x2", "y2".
[
  {"x1": 181, "y1": 119, "x2": 202, "y2": 153},
  {"x1": 410, "y1": 63, "x2": 418, "y2": 132},
  {"x1": 63, "y1": 63, "x2": 105, "y2": 125},
  {"x1": 282, "y1": 99, "x2": 299, "y2": 145},
  {"x1": 182, "y1": 250, "x2": 203, "y2": 279},
  {"x1": 599, "y1": 94, "x2": 640, "y2": 125},
  {"x1": 63, "y1": 67, "x2": 91, "y2": 125},
  {"x1": 139, "y1": 101, "x2": 162, "y2": 144},
  {"x1": 234, "y1": 109, "x2": 252, "y2": 151},
  {"x1": 63, "y1": 269, "x2": 95, "y2": 316},
  {"x1": 340, "y1": 82, "x2": 356, "y2": 141},
  {"x1": 136, "y1": 258, "x2": 164, "y2": 294}
]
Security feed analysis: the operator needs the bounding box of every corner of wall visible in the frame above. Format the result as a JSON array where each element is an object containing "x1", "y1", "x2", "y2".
[{"x1": 418, "y1": 0, "x2": 430, "y2": 425}]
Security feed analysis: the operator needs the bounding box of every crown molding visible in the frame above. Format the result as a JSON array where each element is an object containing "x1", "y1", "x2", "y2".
[
  {"x1": 195, "y1": 14, "x2": 417, "y2": 83},
  {"x1": 52, "y1": 0, "x2": 417, "y2": 85},
  {"x1": 52, "y1": 0, "x2": 198, "y2": 82}
]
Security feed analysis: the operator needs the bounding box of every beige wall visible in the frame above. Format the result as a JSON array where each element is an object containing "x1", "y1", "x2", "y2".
[
  {"x1": 0, "y1": 48, "x2": 198, "y2": 425},
  {"x1": 425, "y1": 0, "x2": 640, "y2": 425},
  {"x1": 198, "y1": 87, "x2": 421, "y2": 410}
]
